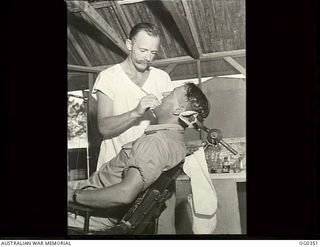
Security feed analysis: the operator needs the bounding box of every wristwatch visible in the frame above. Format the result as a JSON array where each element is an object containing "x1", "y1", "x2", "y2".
[{"x1": 72, "y1": 190, "x2": 80, "y2": 203}]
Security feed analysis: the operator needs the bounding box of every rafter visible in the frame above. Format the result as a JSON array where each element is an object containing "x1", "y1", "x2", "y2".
[
  {"x1": 159, "y1": 0, "x2": 201, "y2": 59},
  {"x1": 111, "y1": 1, "x2": 131, "y2": 38},
  {"x1": 66, "y1": 1, "x2": 113, "y2": 12},
  {"x1": 66, "y1": 0, "x2": 146, "y2": 12},
  {"x1": 67, "y1": 27, "x2": 92, "y2": 66},
  {"x1": 224, "y1": 56, "x2": 246, "y2": 76},
  {"x1": 70, "y1": 1, "x2": 129, "y2": 55},
  {"x1": 181, "y1": 0, "x2": 202, "y2": 56}
]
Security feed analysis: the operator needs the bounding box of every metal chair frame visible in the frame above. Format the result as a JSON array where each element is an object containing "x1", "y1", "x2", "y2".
[{"x1": 68, "y1": 161, "x2": 184, "y2": 235}]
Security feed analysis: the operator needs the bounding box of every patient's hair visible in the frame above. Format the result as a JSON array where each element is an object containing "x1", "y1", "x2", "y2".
[
  {"x1": 184, "y1": 82, "x2": 210, "y2": 119},
  {"x1": 129, "y1": 23, "x2": 160, "y2": 40}
]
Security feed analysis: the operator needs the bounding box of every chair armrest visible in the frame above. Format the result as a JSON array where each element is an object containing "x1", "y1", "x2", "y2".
[
  {"x1": 68, "y1": 160, "x2": 185, "y2": 235},
  {"x1": 68, "y1": 202, "x2": 96, "y2": 214},
  {"x1": 68, "y1": 201, "x2": 128, "y2": 219}
]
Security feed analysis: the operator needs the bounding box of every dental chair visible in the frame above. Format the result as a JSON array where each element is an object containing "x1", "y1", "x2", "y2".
[
  {"x1": 68, "y1": 160, "x2": 184, "y2": 235},
  {"x1": 68, "y1": 113, "x2": 237, "y2": 235}
]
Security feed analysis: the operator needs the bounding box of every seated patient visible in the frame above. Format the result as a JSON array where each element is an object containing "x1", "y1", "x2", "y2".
[{"x1": 68, "y1": 82, "x2": 210, "y2": 231}]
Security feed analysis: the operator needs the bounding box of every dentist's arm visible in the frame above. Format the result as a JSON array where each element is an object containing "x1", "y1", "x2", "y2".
[{"x1": 96, "y1": 91, "x2": 160, "y2": 139}]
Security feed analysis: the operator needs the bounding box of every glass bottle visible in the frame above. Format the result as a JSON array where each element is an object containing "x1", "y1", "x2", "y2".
[{"x1": 222, "y1": 157, "x2": 230, "y2": 173}]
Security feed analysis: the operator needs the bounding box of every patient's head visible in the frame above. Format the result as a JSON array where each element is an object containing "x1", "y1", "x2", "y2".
[
  {"x1": 154, "y1": 82, "x2": 210, "y2": 126},
  {"x1": 184, "y1": 82, "x2": 210, "y2": 118}
]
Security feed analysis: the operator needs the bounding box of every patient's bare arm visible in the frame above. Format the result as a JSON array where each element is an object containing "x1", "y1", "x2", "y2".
[{"x1": 68, "y1": 168, "x2": 144, "y2": 208}]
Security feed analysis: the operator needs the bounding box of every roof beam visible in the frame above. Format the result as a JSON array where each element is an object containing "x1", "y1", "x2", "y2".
[
  {"x1": 67, "y1": 1, "x2": 113, "y2": 12},
  {"x1": 159, "y1": 0, "x2": 201, "y2": 59},
  {"x1": 68, "y1": 64, "x2": 103, "y2": 73},
  {"x1": 67, "y1": 0, "x2": 146, "y2": 12},
  {"x1": 67, "y1": 69, "x2": 240, "y2": 91},
  {"x1": 69, "y1": 1, "x2": 129, "y2": 55},
  {"x1": 201, "y1": 49, "x2": 245, "y2": 60},
  {"x1": 158, "y1": 70, "x2": 240, "y2": 82},
  {"x1": 68, "y1": 72, "x2": 87, "y2": 78},
  {"x1": 67, "y1": 27, "x2": 92, "y2": 66},
  {"x1": 68, "y1": 49, "x2": 245, "y2": 72},
  {"x1": 153, "y1": 49, "x2": 245, "y2": 67},
  {"x1": 110, "y1": 1, "x2": 131, "y2": 38},
  {"x1": 181, "y1": 0, "x2": 202, "y2": 56},
  {"x1": 224, "y1": 56, "x2": 246, "y2": 76},
  {"x1": 164, "y1": 64, "x2": 177, "y2": 74}
]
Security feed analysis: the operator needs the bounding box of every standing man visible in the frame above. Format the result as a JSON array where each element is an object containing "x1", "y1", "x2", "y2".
[{"x1": 91, "y1": 23, "x2": 175, "y2": 233}]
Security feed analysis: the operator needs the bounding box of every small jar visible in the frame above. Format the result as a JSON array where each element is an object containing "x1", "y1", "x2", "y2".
[
  {"x1": 234, "y1": 167, "x2": 240, "y2": 173},
  {"x1": 222, "y1": 157, "x2": 230, "y2": 173},
  {"x1": 216, "y1": 162, "x2": 222, "y2": 173},
  {"x1": 216, "y1": 167, "x2": 222, "y2": 173}
]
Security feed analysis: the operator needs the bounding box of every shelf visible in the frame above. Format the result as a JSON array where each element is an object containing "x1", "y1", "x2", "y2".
[{"x1": 178, "y1": 170, "x2": 246, "y2": 182}]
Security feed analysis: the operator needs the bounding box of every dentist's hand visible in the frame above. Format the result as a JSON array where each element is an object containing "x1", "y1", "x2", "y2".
[{"x1": 134, "y1": 94, "x2": 160, "y2": 117}]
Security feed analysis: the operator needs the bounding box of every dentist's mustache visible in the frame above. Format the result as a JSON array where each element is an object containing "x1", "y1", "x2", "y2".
[{"x1": 138, "y1": 60, "x2": 152, "y2": 65}]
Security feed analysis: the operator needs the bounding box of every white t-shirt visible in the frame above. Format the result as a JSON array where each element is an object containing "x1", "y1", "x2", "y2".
[{"x1": 92, "y1": 64, "x2": 174, "y2": 170}]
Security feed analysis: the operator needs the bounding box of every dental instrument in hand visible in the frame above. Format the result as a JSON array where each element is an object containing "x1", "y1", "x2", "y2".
[{"x1": 139, "y1": 88, "x2": 157, "y2": 118}]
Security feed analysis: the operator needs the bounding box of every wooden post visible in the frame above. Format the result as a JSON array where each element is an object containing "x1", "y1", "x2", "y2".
[
  {"x1": 196, "y1": 59, "x2": 204, "y2": 141},
  {"x1": 197, "y1": 59, "x2": 202, "y2": 87},
  {"x1": 87, "y1": 73, "x2": 101, "y2": 175}
]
